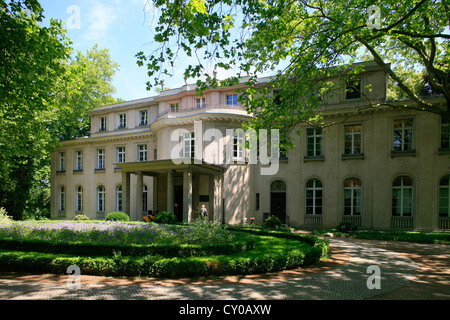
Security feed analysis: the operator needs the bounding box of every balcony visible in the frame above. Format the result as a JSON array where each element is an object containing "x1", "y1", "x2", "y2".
[{"x1": 156, "y1": 104, "x2": 248, "y2": 121}]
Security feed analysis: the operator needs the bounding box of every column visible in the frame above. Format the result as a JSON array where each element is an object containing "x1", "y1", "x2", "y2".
[
  {"x1": 122, "y1": 171, "x2": 131, "y2": 217},
  {"x1": 167, "y1": 170, "x2": 174, "y2": 213},
  {"x1": 183, "y1": 167, "x2": 193, "y2": 222},
  {"x1": 136, "y1": 172, "x2": 143, "y2": 221}
]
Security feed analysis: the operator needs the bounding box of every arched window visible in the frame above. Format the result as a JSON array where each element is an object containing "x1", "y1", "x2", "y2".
[
  {"x1": 392, "y1": 176, "x2": 413, "y2": 216},
  {"x1": 75, "y1": 186, "x2": 83, "y2": 212},
  {"x1": 116, "y1": 185, "x2": 122, "y2": 212},
  {"x1": 343, "y1": 178, "x2": 362, "y2": 216},
  {"x1": 306, "y1": 179, "x2": 322, "y2": 215},
  {"x1": 97, "y1": 186, "x2": 105, "y2": 212},
  {"x1": 59, "y1": 186, "x2": 66, "y2": 211},
  {"x1": 439, "y1": 175, "x2": 450, "y2": 217}
]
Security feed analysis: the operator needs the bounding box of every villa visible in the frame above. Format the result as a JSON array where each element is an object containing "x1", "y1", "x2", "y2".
[{"x1": 51, "y1": 62, "x2": 450, "y2": 231}]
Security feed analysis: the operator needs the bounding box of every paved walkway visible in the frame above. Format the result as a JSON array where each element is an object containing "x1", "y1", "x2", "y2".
[{"x1": 0, "y1": 237, "x2": 439, "y2": 300}]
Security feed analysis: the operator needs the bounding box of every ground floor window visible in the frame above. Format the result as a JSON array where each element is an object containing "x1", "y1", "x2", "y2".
[
  {"x1": 76, "y1": 186, "x2": 83, "y2": 212},
  {"x1": 116, "y1": 185, "x2": 123, "y2": 212},
  {"x1": 392, "y1": 176, "x2": 413, "y2": 216},
  {"x1": 439, "y1": 175, "x2": 450, "y2": 217},
  {"x1": 343, "y1": 178, "x2": 362, "y2": 215},
  {"x1": 306, "y1": 179, "x2": 322, "y2": 215},
  {"x1": 97, "y1": 186, "x2": 105, "y2": 212},
  {"x1": 59, "y1": 186, "x2": 65, "y2": 211}
]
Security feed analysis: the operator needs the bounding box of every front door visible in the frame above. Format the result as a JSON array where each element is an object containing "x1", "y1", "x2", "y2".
[{"x1": 271, "y1": 192, "x2": 286, "y2": 223}]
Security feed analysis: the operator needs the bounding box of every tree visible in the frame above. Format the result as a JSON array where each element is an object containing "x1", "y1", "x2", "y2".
[
  {"x1": 0, "y1": 0, "x2": 71, "y2": 219},
  {"x1": 137, "y1": 0, "x2": 450, "y2": 138},
  {"x1": 49, "y1": 45, "x2": 121, "y2": 141}
]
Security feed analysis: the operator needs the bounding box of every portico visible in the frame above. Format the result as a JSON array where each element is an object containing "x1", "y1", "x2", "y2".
[{"x1": 116, "y1": 159, "x2": 224, "y2": 222}]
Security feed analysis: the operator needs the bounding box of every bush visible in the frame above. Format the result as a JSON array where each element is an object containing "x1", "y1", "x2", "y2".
[
  {"x1": 73, "y1": 214, "x2": 89, "y2": 221},
  {"x1": 262, "y1": 215, "x2": 283, "y2": 229},
  {"x1": 106, "y1": 212, "x2": 130, "y2": 222},
  {"x1": 0, "y1": 208, "x2": 12, "y2": 224},
  {"x1": 153, "y1": 211, "x2": 177, "y2": 224},
  {"x1": 336, "y1": 221, "x2": 359, "y2": 233}
]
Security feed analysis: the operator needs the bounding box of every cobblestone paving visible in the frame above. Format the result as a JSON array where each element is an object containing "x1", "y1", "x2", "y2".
[{"x1": 0, "y1": 239, "x2": 419, "y2": 300}]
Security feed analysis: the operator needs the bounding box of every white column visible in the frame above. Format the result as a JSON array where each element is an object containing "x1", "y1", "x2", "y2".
[{"x1": 183, "y1": 168, "x2": 193, "y2": 222}]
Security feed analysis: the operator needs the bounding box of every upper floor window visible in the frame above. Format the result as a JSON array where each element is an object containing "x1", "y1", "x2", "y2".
[
  {"x1": 196, "y1": 97, "x2": 206, "y2": 109},
  {"x1": 137, "y1": 144, "x2": 147, "y2": 162},
  {"x1": 393, "y1": 119, "x2": 414, "y2": 152},
  {"x1": 439, "y1": 175, "x2": 450, "y2": 217},
  {"x1": 116, "y1": 146, "x2": 126, "y2": 163},
  {"x1": 227, "y1": 94, "x2": 238, "y2": 106},
  {"x1": 306, "y1": 128, "x2": 323, "y2": 157},
  {"x1": 118, "y1": 113, "x2": 127, "y2": 129},
  {"x1": 183, "y1": 132, "x2": 195, "y2": 158},
  {"x1": 392, "y1": 176, "x2": 413, "y2": 217},
  {"x1": 139, "y1": 110, "x2": 148, "y2": 126},
  {"x1": 343, "y1": 178, "x2": 362, "y2": 216},
  {"x1": 58, "y1": 152, "x2": 65, "y2": 172},
  {"x1": 344, "y1": 124, "x2": 362, "y2": 155},
  {"x1": 75, "y1": 150, "x2": 83, "y2": 171},
  {"x1": 441, "y1": 117, "x2": 449, "y2": 149},
  {"x1": 346, "y1": 79, "x2": 361, "y2": 100},
  {"x1": 99, "y1": 117, "x2": 107, "y2": 131},
  {"x1": 170, "y1": 103, "x2": 180, "y2": 113},
  {"x1": 97, "y1": 149, "x2": 105, "y2": 170}
]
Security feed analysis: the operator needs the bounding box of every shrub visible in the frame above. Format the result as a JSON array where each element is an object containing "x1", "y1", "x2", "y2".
[
  {"x1": 336, "y1": 221, "x2": 359, "y2": 233},
  {"x1": 0, "y1": 208, "x2": 12, "y2": 224},
  {"x1": 153, "y1": 211, "x2": 177, "y2": 224},
  {"x1": 262, "y1": 215, "x2": 283, "y2": 229},
  {"x1": 106, "y1": 212, "x2": 130, "y2": 222},
  {"x1": 73, "y1": 214, "x2": 89, "y2": 221}
]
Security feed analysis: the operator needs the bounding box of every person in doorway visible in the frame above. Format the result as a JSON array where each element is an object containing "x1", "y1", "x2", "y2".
[{"x1": 199, "y1": 205, "x2": 208, "y2": 219}]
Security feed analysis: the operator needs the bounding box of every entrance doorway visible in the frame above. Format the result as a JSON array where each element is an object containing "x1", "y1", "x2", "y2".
[{"x1": 270, "y1": 180, "x2": 286, "y2": 223}]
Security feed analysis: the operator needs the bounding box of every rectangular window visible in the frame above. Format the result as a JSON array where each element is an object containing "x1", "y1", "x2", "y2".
[
  {"x1": 183, "y1": 132, "x2": 195, "y2": 158},
  {"x1": 97, "y1": 186, "x2": 105, "y2": 212},
  {"x1": 441, "y1": 117, "x2": 449, "y2": 149},
  {"x1": 306, "y1": 128, "x2": 323, "y2": 157},
  {"x1": 99, "y1": 117, "x2": 107, "y2": 131},
  {"x1": 233, "y1": 130, "x2": 245, "y2": 161},
  {"x1": 58, "y1": 152, "x2": 65, "y2": 171},
  {"x1": 59, "y1": 186, "x2": 65, "y2": 211},
  {"x1": 139, "y1": 110, "x2": 148, "y2": 126},
  {"x1": 195, "y1": 97, "x2": 206, "y2": 109},
  {"x1": 170, "y1": 103, "x2": 180, "y2": 113},
  {"x1": 346, "y1": 79, "x2": 361, "y2": 99},
  {"x1": 76, "y1": 186, "x2": 83, "y2": 212},
  {"x1": 393, "y1": 119, "x2": 414, "y2": 152},
  {"x1": 344, "y1": 124, "x2": 362, "y2": 155},
  {"x1": 137, "y1": 144, "x2": 147, "y2": 161},
  {"x1": 116, "y1": 146, "x2": 126, "y2": 163},
  {"x1": 97, "y1": 149, "x2": 105, "y2": 169},
  {"x1": 255, "y1": 193, "x2": 260, "y2": 211},
  {"x1": 75, "y1": 150, "x2": 83, "y2": 171},
  {"x1": 118, "y1": 113, "x2": 127, "y2": 129},
  {"x1": 226, "y1": 94, "x2": 238, "y2": 106}
]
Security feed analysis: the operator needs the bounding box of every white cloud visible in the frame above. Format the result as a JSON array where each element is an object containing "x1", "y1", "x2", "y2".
[{"x1": 84, "y1": 2, "x2": 117, "y2": 41}]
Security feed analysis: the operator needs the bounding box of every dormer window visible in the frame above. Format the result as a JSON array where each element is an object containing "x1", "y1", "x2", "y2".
[
  {"x1": 118, "y1": 113, "x2": 127, "y2": 129},
  {"x1": 170, "y1": 103, "x2": 180, "y2": 113},
  {"x1": 195, "y1": 97, "x2": 206, "y2": 109},
  {"x1": 139, "y1": 110, "x2": 148, "y2": 126},
  {"x1": 99, "y1": 117, "x2": 107, "y2": 131},
  {"x1": 346, "y1": 79, "x2": 361, "y2": 100},
  {"x1": 227, "y1": 94, "x2": 238, "y2": 106}
]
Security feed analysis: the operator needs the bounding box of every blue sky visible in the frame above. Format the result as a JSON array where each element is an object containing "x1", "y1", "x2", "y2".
[{"x1": 39, "y1": 0, "x2": 173, "y2": 101}]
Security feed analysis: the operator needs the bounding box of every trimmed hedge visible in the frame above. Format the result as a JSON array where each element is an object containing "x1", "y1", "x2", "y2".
[{"x1": 0, "y1": 230, "x2": 329, "y2": 278}]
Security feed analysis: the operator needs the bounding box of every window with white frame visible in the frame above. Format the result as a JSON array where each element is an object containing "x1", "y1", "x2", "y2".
[
  {"x1": 233, "y1": 129, "x2": 245, "y2": 161},
  {"x1": 226, "y1": 94, "x2": 238, "y2": 106},
  {"x1": 97, "y1": 149, "x2": 105, "y2": 169},
  {"x1": 137, "y1": 144, "x2": 147, "y2": 161},
  {"x1": 306, "y1": 128, "x2": 323, "y2": 157},
  {"x1": 393, "y1": 119, "x2": 414, "y2": 152},
  {"x1": 344, "y1": 124, "x2": 362, "y2": 155},
  {"x1": 439, "y1": 175, "x2": 450, "y2": 217},
  {"x1": 75, "y1": 150, "x2": 83, "y2": 171},
  {"x1": 97, "y1": 186, "x2": 105, "y2": 212},
  {"x1": 139, "y1": 110, "x2": 148, "y2": 126},
  {"x1": 306, "y1": 179, "x2": 322, "y2": 215},
  {"x1": 343, "y1": 178, "x2": 362, "y2": 215},
  {"x1": 183, "y1": 132, "x2": 195, "y2": 158},
  {"x1": 99, "y1": 117, "x2": 107, "y2": 131},
  {"x1": 58, "y1": 152, "x2": 65, "y2": 171},
  {"x1": 170, "y1": 103, "x2": 180, "y2": 113},
  {"x1": 392, "y1": 176, "x2": 413, "y2": 216},
  {"x1": 195, "y1": 97, "x2": 206, "y2": 109},
  {"x1": 118, "y1": 113, "x2": 127, "y2": 129},
  {"x1": 441, "y1": 117, "x2": 449, "y2": 149},
  {"x1": 116, "y1": 146, "x2": 126, "y2": 163},
  {"x1": 116, "y1": 185, "x2": 122, "y2": 212},
  {"x1": 75, "y1": 186, "x2": 83, "y2": 212},
  {"x1": 59, "y1": 186, "x2": 66, "y2": 211}
]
